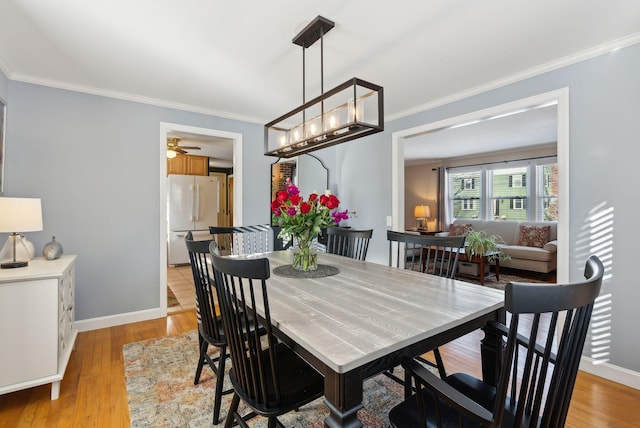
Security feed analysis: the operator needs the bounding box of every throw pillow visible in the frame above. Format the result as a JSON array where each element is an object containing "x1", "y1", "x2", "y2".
[
  {"x1": 449, "y1": 223, "x2": 472, "y2": 236},
  {"x1": 517, "y1": 225, "x2": 551, "y2": 248}
]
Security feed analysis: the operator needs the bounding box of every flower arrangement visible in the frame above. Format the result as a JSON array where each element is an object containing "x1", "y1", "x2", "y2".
[{"x1": 271, "y1": 178, "x2": 349, "y2": 270}]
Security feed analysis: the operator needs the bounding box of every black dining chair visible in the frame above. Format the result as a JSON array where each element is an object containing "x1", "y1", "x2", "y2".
[
  {"x1": 325, "y1": 227, "x2": 373, "y2": 261},
  {"x1": 185, "y1": 231, "x2": 232, "y2": 425},
  {"x1": 209, "y1": 244, "x2": 325, "y2": 428},
  {"x1": 209, "y1": 225, "x2": 273, "y2": 256},
  {"x1": 387, "y1": 230, "x2": 466, "y2": 277},
  {"x1": 387, "y1": 231, "x2": 466, "y2": 379},
  {"x1": 388, "y1": 255, "x2": 604, "y2": 428}
]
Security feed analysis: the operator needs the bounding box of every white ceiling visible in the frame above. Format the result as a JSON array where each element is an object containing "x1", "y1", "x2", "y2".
[
  {"x1": 404, "y1": 103, "x2": 558, "y2": 165},
  {"x1": 1, "y1": 1, "x2": 639, "y2": 162}
]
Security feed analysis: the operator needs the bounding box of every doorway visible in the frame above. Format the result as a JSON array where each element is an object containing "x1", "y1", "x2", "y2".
[
  {"x1": 391, "y1": 89, "x2": 569, "y2": 283},
  {"x1": 159, "y1": 122, "x2": 243, "y2": 314}
]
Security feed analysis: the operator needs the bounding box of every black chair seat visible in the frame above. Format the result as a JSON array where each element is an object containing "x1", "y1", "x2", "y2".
[
  {"x1": 229, "y1": 342, "x2": 324, "y2": 416},
  {"x1": 445, "y1": 373, "x2": 496, "y2": 412},
  {"x1": 389, "y1": 388, "x2": 484, "y2": 428},
  {"x1": 198, "y1": 317, "x2": 226, "y2": 348},
  {"x1": 390, "y1": 387, "x2": 521, "y2": 428}
]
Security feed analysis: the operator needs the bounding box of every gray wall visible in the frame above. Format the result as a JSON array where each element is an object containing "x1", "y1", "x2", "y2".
[
  {"x1": 1, "y1": 69, "x2": 7, "y2": 195},
  {"x1": 2, "y1": 42, "x2": 638, "y2": 374},
  {"x1": 336, "y1": 43, "x2": 640, "y2": 373},
  {"x1": 0, "y1": 69, "x2": 7, "y2": 100},
  {"x1": 3, "y1": 82, "x2": 271, "y2": 320}
]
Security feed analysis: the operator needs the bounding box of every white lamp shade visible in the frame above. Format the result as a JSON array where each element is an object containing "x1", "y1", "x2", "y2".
[
  {"x1": 0, "y1": 198, "x2": 44, "y2": 233},
  {"x1": 413, "y1": 204, "x2": 431, "y2": 219}
]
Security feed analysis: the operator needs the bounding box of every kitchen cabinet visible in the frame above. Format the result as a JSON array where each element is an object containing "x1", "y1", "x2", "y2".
[
  {"x1": 0, "y1": 255, "x2": 77, "y2": 400},
  {"x1": 167, "y1": 154, "x2": 209, "y2": 176}
]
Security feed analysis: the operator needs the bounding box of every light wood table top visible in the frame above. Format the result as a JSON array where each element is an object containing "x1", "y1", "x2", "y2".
[
  {"x1": 261, "y1": 250, "x2": 504, "y2": 373},
  {"x1": 235, "y1": 250, "x2": 505, "y2": 427}
]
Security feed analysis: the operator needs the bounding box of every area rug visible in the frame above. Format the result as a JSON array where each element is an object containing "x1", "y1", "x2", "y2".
[
  {"x1": 124, "y1": 330, "x2": 405, "y2": 427},
  {"x1": 455, "y1": 268, "x2": 553, "y2": 291}
]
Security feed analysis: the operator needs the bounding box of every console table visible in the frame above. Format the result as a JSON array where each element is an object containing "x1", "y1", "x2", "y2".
[{"x1": 0, "y1": 255, "x2": 77, "y2": 400}]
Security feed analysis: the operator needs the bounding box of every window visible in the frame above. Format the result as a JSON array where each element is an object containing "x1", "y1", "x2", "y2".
[
  {"x1": 463, "y1": 178, "x2": 475, "y2": 190},
  {"x1": 537, "y1": 163, "x2": 558, "y2": 221},
  {"x1": 449, "y1": 169, "x2": 481, "y2": 219},
  {"x1": 512, "y1": 198, "x2": 524, "y2": 210},
  {"x1": 462, "y1": 199, "x2": 476, "y2": 210},
  {"x1": 510, "y1": 174, "x2": 525, "y2": 187},
  {"x1": 490, "y1": 166, "x2": 528, "y2": 221},
  {"x1": 446, "y1": 157, "x2": 557, "y2": 222}
]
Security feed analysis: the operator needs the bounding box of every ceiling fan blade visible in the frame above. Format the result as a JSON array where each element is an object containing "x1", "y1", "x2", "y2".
[
  {"x1": 179, "y1": 145, "x2": 201, "y2": 150},
  {"x1": 175, "y1": 148, "x2": 187, "y2": 154}
]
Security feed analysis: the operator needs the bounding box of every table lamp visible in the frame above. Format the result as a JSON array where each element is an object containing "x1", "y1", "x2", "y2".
[
  {"x1": 0, "y1": 197, "x2": 43, "y2": 268},
  {"x1": 413, "y1": 204, "x2": 431, "y2": 231}
]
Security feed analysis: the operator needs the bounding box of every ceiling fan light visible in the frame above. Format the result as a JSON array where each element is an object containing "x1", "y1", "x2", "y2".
[{"x1": 166, "y1": 149, "x2": 177, "y2": 159}]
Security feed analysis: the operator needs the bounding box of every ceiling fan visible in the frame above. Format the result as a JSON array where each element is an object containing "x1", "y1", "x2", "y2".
[{"x1": 167, "y1": 137, "x2": 201, "y2": 155}]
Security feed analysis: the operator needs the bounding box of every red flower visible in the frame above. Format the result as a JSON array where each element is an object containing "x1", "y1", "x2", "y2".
[
  {"x1": 300, "y1": 202, "x2": 311, "y2": 214},
  {"x1": 276, "y1": 190, "x2": 289, "y2": 202},
  {"x1": 271, "y1": 200, "x2": 282, "y2": 211},
  {"x1": 290, "y1": 194, "x2": 302, "y2": 205},
  {"x1": 308, "y1": 193, "x2": 318, "y2": 202},
  {"x1": 326, "y1": 195, "x2": 340, "y2": 209},
  {"x1": 319, "y1": 194, "x2": 328, "y2": 206}
]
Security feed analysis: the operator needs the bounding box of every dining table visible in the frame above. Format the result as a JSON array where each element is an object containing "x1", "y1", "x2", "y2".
[{"x1": 246, "y1": 250, "x2": 505, "y2": 428}]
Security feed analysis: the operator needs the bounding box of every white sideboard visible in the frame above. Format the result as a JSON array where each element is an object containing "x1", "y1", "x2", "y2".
[{"x1": 0, "y1": 255, "x2": 77, "y2": 400}]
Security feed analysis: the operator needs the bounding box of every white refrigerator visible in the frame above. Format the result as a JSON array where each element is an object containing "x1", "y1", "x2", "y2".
[{"x1": 168, "y1": 174, "x2": 219, "y2": 265}]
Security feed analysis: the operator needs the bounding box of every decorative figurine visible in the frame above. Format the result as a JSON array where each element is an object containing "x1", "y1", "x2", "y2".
[{"x1": 43, "y1": 236, "x2": 63, "y2": 260}]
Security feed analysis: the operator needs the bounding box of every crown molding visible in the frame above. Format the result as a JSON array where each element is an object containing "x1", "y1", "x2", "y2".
[
  {"x1": 387, "y1": 32, "x2": 640, "y2": 122},
  {"x1": 7, "y1": 73, "x2": 266, "y2": 125},
  {"x1": 4, "y1": 32, "x2": 639, "y2": 125}
]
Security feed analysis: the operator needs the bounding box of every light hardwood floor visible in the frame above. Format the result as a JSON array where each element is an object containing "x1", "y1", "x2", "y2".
[{"x1": 1, "y1": 311, "x2": 638, "y2": 427}]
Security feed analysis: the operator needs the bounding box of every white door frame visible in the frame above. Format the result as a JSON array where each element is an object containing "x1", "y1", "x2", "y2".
[
  {"x1": 159, "y1": 122, "x2": 243, "y2": 314},
  {"x1": 391, "y1": 88, "x2": 569, "y2": 283}
]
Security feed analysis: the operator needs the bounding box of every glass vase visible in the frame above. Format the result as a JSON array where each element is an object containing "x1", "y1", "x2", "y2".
[{"x1": 292, "y1": 241, "x2": 318, "y2": 272}]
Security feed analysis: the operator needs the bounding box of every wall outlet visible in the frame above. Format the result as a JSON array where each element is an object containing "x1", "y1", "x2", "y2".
[{"x1": 386, "y1": 216, "x2": 393, "y2": 227}]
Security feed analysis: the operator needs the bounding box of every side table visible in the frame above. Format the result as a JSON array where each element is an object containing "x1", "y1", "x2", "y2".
[
  {"x1": 456, "y1": 251, "x2": 500, "y2": 286},
  {"x1": 0, "y1": 255, "x2": 77, "y2": 400}
]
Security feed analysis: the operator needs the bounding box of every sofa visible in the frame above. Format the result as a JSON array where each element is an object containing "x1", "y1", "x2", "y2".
[{"x1": 440, "y1": 219, "x2": 557, "y2": 273}]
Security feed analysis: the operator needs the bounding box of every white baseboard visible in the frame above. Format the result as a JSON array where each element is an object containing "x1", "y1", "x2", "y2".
[
  {"x1": 74, "y1": 308, "x2": 165, "y2": 332},
  {"x1": 580, "y1": 356, "x2": 640, "y2": 390}
]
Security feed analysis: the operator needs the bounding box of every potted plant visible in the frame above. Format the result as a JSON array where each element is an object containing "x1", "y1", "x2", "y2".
[{"x1": 464, "y1": 230, "x2": 510, "y2": 263}]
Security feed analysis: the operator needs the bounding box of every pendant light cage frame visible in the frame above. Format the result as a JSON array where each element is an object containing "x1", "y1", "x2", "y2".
[{"x1": 264, "y1": 16, "x2": 384, "y2": 158}]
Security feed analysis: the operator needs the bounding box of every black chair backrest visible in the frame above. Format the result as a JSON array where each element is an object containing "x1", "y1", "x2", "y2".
[
  {"x1": 209, "y1": 244, "x2": 283, "y2": 408},
  {"x1": 494, "y1": 255, "x2": 604, "y2": 427},
  {"x1": 209, "y1": 225, "x2": 273, "y2": 255},
  {"x1": 387, "y1": 230, "x2": 466, "y2": 278},
  {"x1": 325, "y1": 227, "x2": 373, "y2": 261},
  {"x1": 185, "y1": 232, "x2": 225, "y2": 346}
]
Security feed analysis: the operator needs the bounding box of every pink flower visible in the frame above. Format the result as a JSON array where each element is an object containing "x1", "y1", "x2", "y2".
[{"x1": 331, "y1": 209, "x2": 350, "y2": 224}]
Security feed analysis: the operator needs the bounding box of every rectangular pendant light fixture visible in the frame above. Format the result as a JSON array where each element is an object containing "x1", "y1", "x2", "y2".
[{"x1": 264, "y1": 16, "x2": 384, "y2": 158}]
